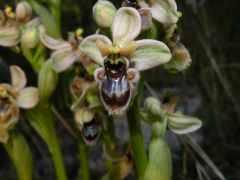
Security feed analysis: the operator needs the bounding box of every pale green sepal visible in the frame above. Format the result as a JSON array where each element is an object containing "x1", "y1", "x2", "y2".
[
  {"x1": 130, "y1": 39, "x2": 172, "y2": 71},
  {"x1": 38, "y1": 60, "x2": 58, "y2": 104},
  {"x1": 79, "y1": 35, "x2": 112, "y2": 65},
  {"x1": 51, "y1": 47, "x2": 77, "y2": 72},
  {"x1": 10, "y1": 65, "x2": 27, "y2": 90},
  {"x1": 167, "y1": 112, "x2": 202, "y2": 134},
  {"x1": 93, "y1": 0, "x2": 117, "y2": 28},
  {"x1": 111, "y1": 7, "x2": 141, "y2": 47},
  {"x1": 3, "y1": 132, "x2": 33, "y2": 180},
  {"x1": 150, "y1": 0, "x2": 179, "y2": 24},
  {"x1": 17, "y1": 87, "x2": 39, "y2": 109},
  {"x1": 0, "y1": 27, "x2": 20, "y2": 47},
  {"x1": 39, "y1": 26, "x2": 70, "y2": 50}
]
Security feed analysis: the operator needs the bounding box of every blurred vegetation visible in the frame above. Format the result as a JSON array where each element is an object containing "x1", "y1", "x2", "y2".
[{"x1": 0, "y1": 0, "x2": 239, "y2": 179}]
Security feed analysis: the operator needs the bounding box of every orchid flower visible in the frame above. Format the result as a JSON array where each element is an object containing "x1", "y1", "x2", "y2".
[
  {"x1": 79, "y1": 7, "x2": 172, "y2": 115},
  {"x1": 0, "y1": 66, "x2": 39, "y2": 143},
  {"x1": 0, "y1": 2, "x2": 41, "y2": 48}
]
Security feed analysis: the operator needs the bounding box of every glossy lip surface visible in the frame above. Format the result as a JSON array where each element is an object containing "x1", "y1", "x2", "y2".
[{"x1": 101, "y1": 61, "x2": 131, "y2": 111}]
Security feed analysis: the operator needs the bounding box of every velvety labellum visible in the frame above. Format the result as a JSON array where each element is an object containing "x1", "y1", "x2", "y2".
[
  {"x1": 82, "y1": 119, "x2": 99, "y2": 142},
  {"x1": 101, "y1": 61, "x2": 130, "y2": 112}
]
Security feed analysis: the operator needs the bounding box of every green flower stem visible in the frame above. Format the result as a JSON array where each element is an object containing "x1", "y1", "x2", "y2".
[
  {"x1": 126, "y1": 73, "x2": 148, "y2": 179},
  {"x1": 77, "y1": 139, "x2": 90, "y2": 180},
  {"x1": 3, "y1": 132, "x2": 33, "y2": 180},
  {"x1": 25, "y1": 105, "x2": 67, "y2": 180},
  {"x1": 49, "y1": 0, "x2": 61, "y2": 28}
]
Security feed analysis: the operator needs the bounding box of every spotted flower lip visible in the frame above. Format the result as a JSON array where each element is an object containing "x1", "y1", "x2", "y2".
[
  {"x1": 0, "y1": 65, "x2": 39, "y2": 143},
  {"x1": 79, "y1": 7, "x2": 172, "y2": 115}
]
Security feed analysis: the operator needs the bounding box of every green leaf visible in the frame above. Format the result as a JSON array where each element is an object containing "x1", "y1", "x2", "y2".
[{"x1": 30, "y1": 1, "x2": 61, "y2": 37}]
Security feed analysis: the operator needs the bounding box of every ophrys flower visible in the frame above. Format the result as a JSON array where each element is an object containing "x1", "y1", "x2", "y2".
[
  {"x1": 80, "y1": 7, "x2": 172, "y2": 115},
  {"x1": 0, "y1": 65, "x2": 39, "y2": 143}
]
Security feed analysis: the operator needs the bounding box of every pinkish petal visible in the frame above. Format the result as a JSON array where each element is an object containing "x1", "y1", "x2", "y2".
[
  {"x1": 10, "y1": 65, "x2": 27, "y2": 90},
  {"x1": 17, "y1": 87, "x2": 39, "y2": 109}
]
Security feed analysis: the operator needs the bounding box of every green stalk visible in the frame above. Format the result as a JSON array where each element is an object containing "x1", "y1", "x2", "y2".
[
  {"x1": 25, "y1": 105, "x2": 67, "y2": 180},
  {"x1": 126, "y1": 74, "x2": 147, "y2": 179},
  {"x1": 3, "y1": 132, "x2": 33, "y2": 180},
  {"x1": 49, "y1": 0, "x2": 62, "y2": 28},
  {"x1": 77, "y1": 139, "x2": 90, "y2": 180}
]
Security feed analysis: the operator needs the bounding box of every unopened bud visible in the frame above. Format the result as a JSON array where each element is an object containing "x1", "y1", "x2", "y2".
[
  {"x1": 16, "y1": 1, "x2": 32, "y2": 22},
  {"x1": 144, "y1": 97, "x2": 163, "y2": 116},
  {"x1": 21, "y1": 27, "x2": 39, "y2": 49},
  {"x1": 164, "y1": 43, "x2": 191, "y2": 73},
  {"x1": 93, "y1": 0, "x2": 117, "y2": 28},
  {"x1": 38, "y1": 60, "x2": 58, "y2": 105}
]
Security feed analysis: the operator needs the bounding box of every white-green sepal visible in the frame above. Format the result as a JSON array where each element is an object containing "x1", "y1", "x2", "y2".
[
  {"x1": 167, "y1": 112, "x2": 202, "y2": 134},
  {"x1": 10, "y1": 65, "x2": 27, "y2": 90},
  {"x1": 150, "y1": 0, "x2": 179, "y2": 24},
  {"x1": 51, "y1": 47, "x2": 77, "y2": 72},
  {"x1": 111, "y1": 7, "x2": 141, "y2": 47},
  {"x1": 17, "y1": 87, "x2": 39, "y2": 109},
  {"x1": 0, "y1": 27, "x2": 20, "y2": 47},
  {"x1": 79, "y1": 34, "x2": 112, "y2": 65},
  {"x1": 130, "y1": 39, "x2": 172, "y2": 71}
]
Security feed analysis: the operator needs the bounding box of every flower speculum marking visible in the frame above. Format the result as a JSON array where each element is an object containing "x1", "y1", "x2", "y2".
[{"x1": 100, "y1": 56, "x2": 133, "y2": 115}]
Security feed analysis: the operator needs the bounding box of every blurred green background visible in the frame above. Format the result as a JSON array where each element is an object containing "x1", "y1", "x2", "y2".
[{"x1": 0, "y1": 0, "x2": 240, "y2": 179}]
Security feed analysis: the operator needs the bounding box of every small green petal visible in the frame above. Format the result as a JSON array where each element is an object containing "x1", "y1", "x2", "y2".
[
  {"x1": 10, "y1": 65, "x2": 27, "y2": 90},
  {"x1": 17, "y1": 87, "x2": 39, "y2": 109},
  {"x1": 79, "y1": 35, "x2": 112, "y2": 65},
  {"x1": 167, "y1": 112, "x2": 202, "y2": 134},
  {"x1": 112, "y1": 7, "x2": 141, "y2": 47},
  {"x1": 130, "y1": 39, "x2": 172, "y2": 71}
]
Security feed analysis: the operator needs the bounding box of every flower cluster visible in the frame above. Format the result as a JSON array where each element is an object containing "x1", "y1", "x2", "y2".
[{"x1": 0, "y1": 66, "x2": 39, "y2": 143}]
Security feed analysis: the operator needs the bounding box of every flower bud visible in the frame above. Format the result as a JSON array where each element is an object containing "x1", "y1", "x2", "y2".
[
  {"x1": 144, "y1": 97, "x2": 163, "y2": 116},
  {"x1": 93, "y1": 0, "x2": 117, "y2": 28},
  {"x1": 167, "y1": 112, "x2": 202, "y2": 134},
  {"x1": 21, "y1": 27, "x2": 39, "y2": 49},
  {"x1": 164, "y1": 43, "x2": 192, "y2": 73},
  {"x1": 38, "y1": 60, "x2": 58, "y2": 105},
  {"x1": 16, "y1": 1, "x2": 32, "y2": 22}
]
